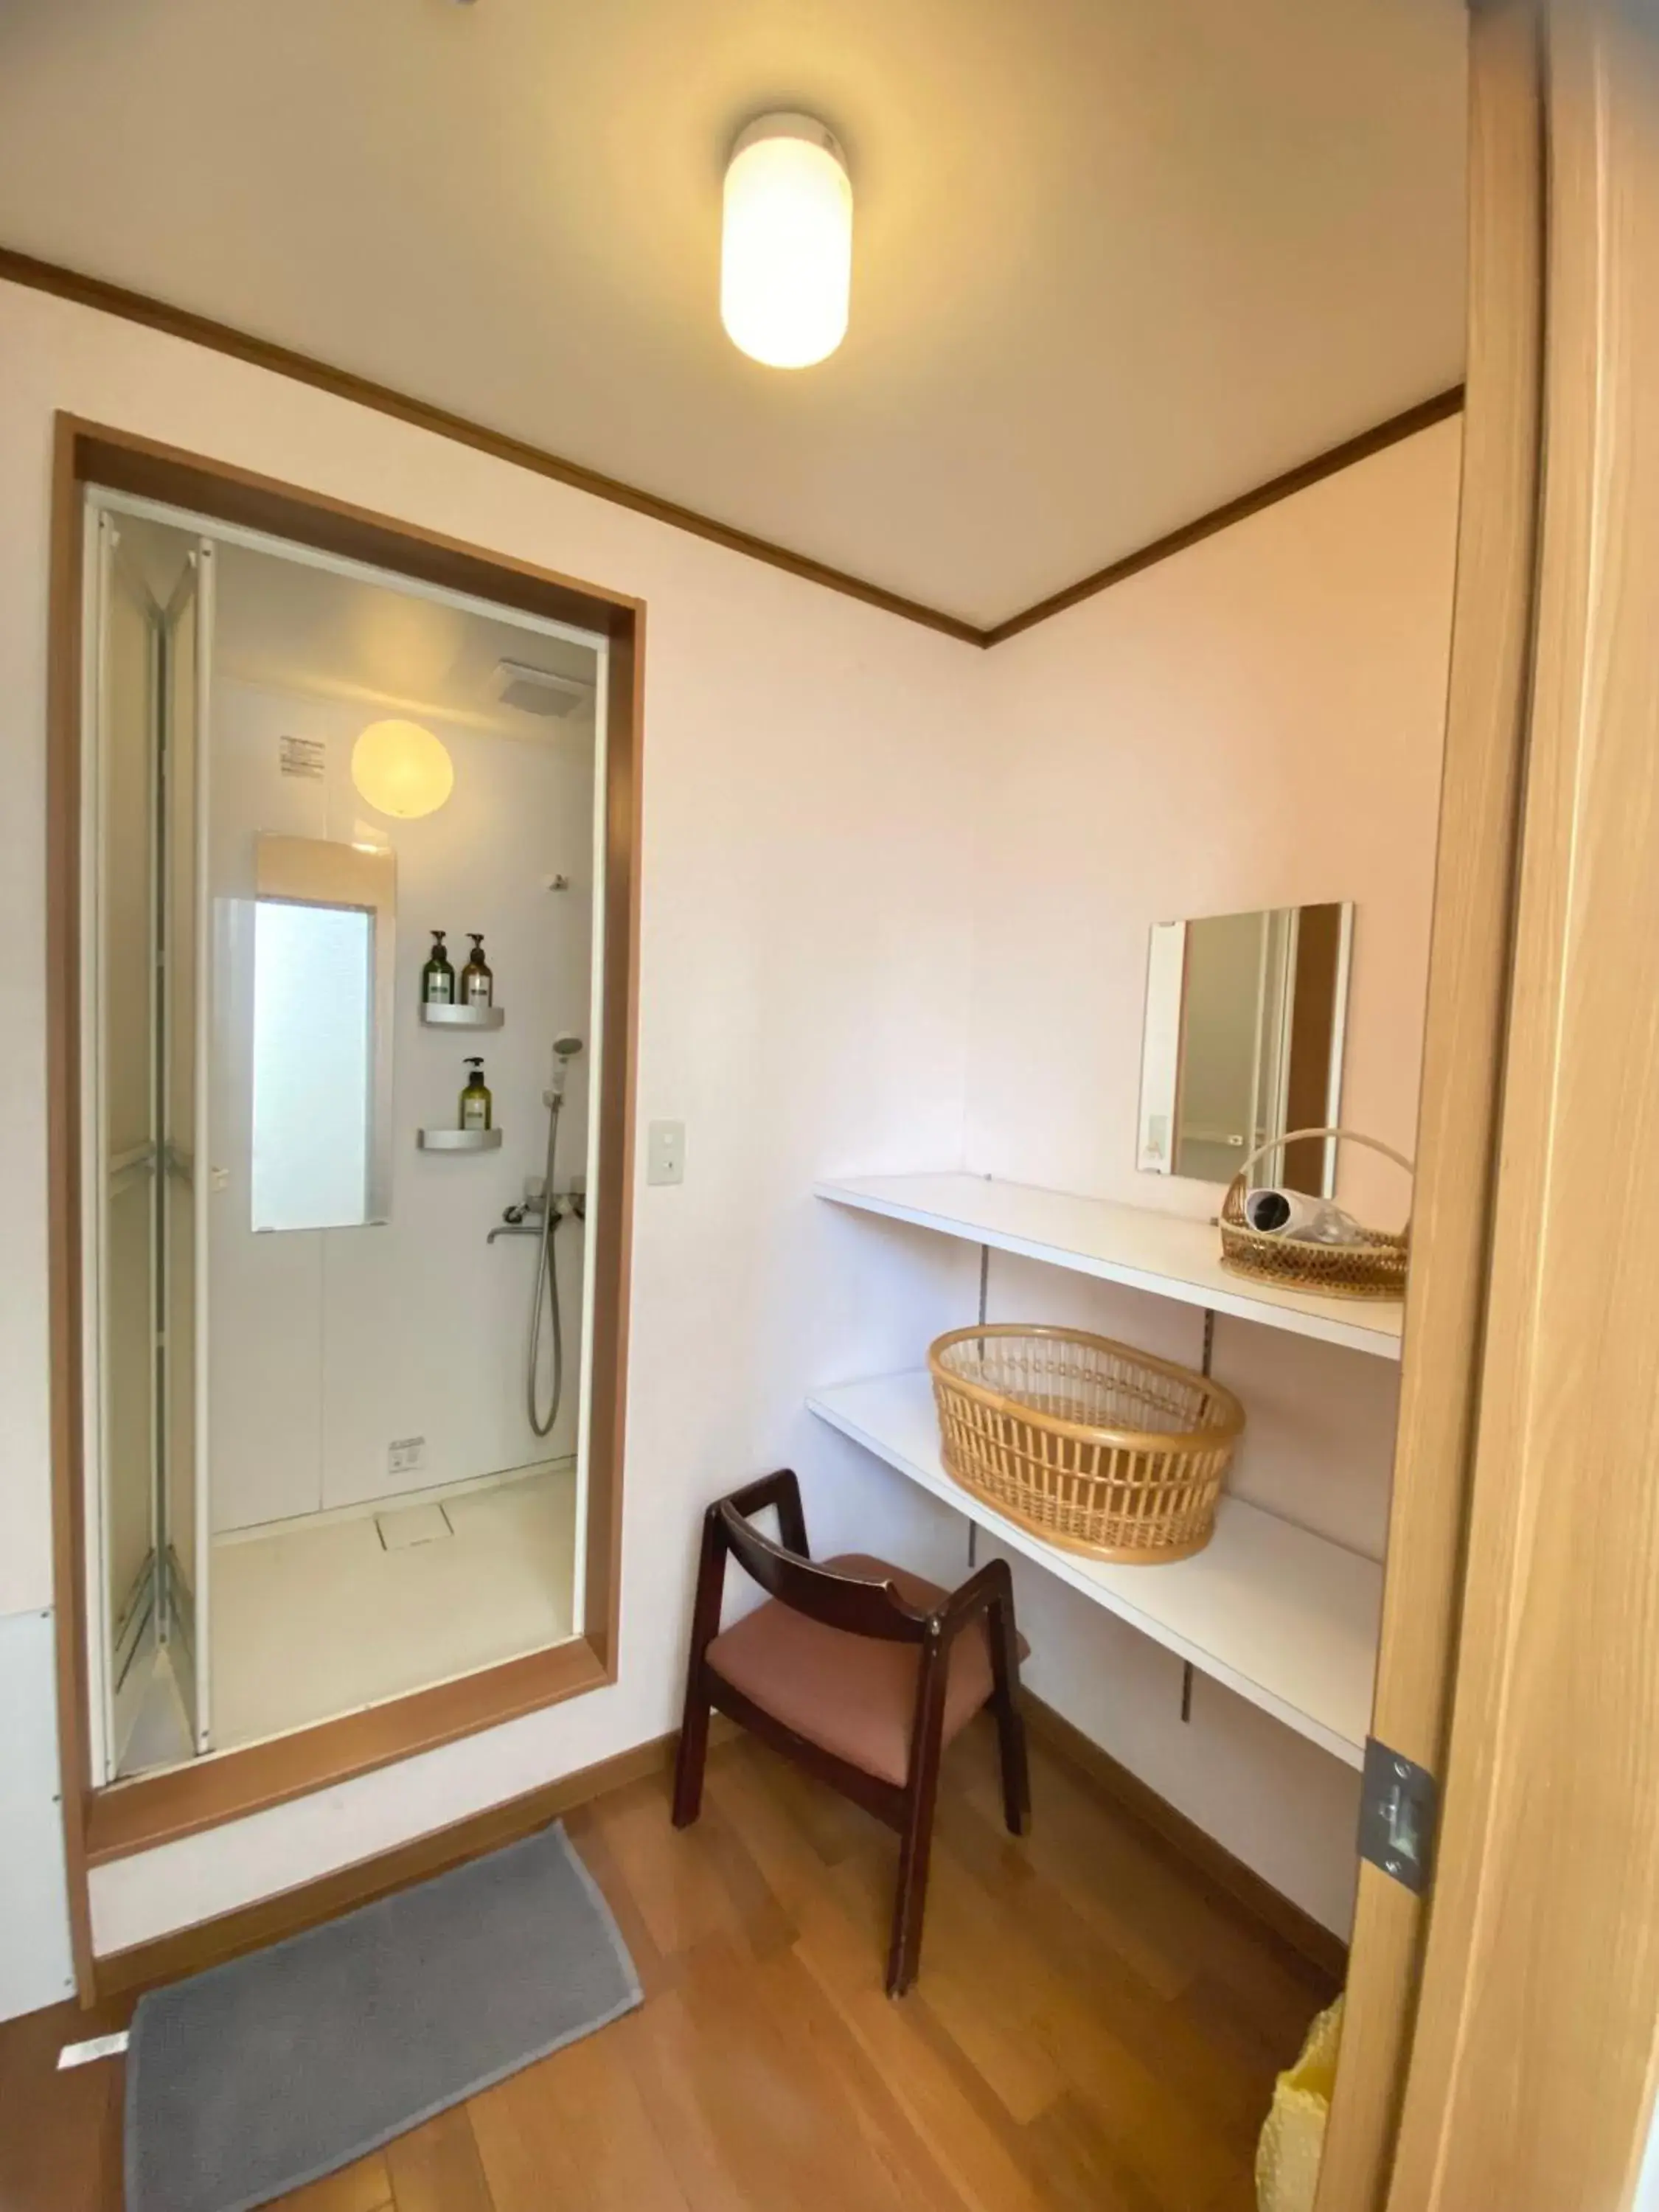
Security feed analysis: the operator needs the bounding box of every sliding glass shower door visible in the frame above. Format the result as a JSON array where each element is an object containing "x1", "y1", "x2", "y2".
[
  {"x1": 82, "y1": 485, "x2": 606, "y2": 1781},
  {"x1": 159, "y1": 541, "x2": 212, "y2": 1750},
  {"x1": 86, "y1": 507, "x2": 214, "y2": 1778}
]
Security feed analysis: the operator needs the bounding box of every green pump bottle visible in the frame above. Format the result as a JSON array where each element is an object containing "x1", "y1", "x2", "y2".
[
  {"x1": 459, "y1": 1057, "x2": 493, "y2": 1132},
  {"x1": 422, "y1": 929, "x2": 456, "y2": 1005},
  {"x1": 460, "y1": 933, "x2": 493, "y2": 1008}
]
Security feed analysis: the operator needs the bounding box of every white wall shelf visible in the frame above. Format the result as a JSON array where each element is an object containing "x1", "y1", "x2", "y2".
[
  {"x1": 420, "y1": 1002, "x2": 504, "y2": 1029},
  {"x1": 807, "y1": 1370, "x2": 1380, "y2": 1767},
  {"x1": 815, "y1": 1171, "x2": 1402, "y2": 1360},
  {"x1": 416, "y1": 1127, "x2": 503, "y2": 1152}
]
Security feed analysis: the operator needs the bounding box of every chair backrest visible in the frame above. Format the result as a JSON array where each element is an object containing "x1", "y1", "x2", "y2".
[{"x1": 717, "y1": 1501, "x2": 933, "y2": 1644}]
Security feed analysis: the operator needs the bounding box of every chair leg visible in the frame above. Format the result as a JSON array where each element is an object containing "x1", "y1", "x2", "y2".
[
  {"x1": 990, "y1": 1596, "x2": 1031, "y2": 1837},
  {"x1": 888, "y1": 1649, "x2": 947, "y2": 1997},
  {"x1": 886, "y1": 1790, "x2": 939, "y2": 1997},
  {"x1": 992, "y1": 1687, "x2": 1031, "y2": 1837},
  {"x1": 672, "y1": 1506, "x2": 731, "y2": 1831},
  {"x1": 672, "y1": 1673, "x2": 712, "y2": 1829}
]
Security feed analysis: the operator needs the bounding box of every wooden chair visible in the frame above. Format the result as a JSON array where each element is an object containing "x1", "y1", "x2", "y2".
[{"x1": 672, "y1": 1467, "x2": 1030, "y2": 1994}]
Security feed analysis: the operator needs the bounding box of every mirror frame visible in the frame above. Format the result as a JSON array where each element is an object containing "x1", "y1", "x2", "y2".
[{"x1": 1136, "y1": 900, "x2": 1354, "y2": 1192}]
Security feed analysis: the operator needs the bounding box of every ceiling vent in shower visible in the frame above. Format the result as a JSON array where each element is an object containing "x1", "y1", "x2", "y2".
[{"x1": 495, "y1": 658, "x2": 594, "y2": 720}]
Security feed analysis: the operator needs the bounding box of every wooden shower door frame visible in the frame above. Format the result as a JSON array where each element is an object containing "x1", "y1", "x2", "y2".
[{"x1": 46, "y1": 419, "x2": 644, "y2": 1998}]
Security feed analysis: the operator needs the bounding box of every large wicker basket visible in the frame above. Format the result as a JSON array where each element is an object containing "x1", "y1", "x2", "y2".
[
  {"x1": 1219, "y1": 1127, "x2": 1412, "y2": 1301},
  {"x1": 928, "y1": 1324, "x2": 1245, "y2": 1565}
]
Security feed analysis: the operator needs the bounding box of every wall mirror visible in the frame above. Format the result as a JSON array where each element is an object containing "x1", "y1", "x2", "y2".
[{"x1": 1137, "y1": 902, "x2": 1353, "y2": 1194}]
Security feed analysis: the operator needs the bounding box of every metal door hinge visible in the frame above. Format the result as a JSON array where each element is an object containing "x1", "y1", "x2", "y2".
[{"x1": 1359, "y1": 1736, "x2": 1438, "y2": 1894}]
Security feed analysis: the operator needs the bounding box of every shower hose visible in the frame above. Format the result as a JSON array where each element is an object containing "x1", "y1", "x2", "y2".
[{"x1": 528, "y1": 1091, "x2": 566, "y2": 1439}]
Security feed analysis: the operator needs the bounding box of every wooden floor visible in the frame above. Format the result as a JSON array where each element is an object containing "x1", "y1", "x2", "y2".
[{"x1": 1, "y1": 1724, "x2": 1335, "y2": 2211}]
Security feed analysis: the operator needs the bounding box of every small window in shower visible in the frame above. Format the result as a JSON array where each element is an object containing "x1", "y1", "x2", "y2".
[
  {"x1": 250, "y1": 833, "x2": 396, "y2": 1234},
  {"x1": 251, "y1": 900, "x2": 374, "y2": 1231}
]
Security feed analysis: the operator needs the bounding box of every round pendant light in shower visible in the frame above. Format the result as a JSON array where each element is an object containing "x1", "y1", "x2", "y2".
[
  {"x1": 351, "y1": 719, "x2": 454, "y2": 820},
  {"x1": 720, "y1": 114, "x2": 852, "y2": 368}
]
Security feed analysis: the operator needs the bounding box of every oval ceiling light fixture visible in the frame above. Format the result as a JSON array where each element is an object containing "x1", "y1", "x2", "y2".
[
  {"x1": 350, "y1": 718, "x2": 454, "y2": 820},
  {"x1": 721, "y1": 113, "x2": 852, "y2": 369}
]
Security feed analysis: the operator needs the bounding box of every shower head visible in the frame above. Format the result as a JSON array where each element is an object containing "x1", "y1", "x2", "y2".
[{"x1": 548, "y1": 1032, "x2": 585, "y2": 1099}]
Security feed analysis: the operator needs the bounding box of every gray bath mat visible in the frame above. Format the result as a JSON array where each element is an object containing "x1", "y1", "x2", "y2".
[{"x1": 125, "y1": 1822, "x2": 641, "y2": 2212}]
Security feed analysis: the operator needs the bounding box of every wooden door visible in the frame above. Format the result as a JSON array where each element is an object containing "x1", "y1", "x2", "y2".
[
  {"x1": 1312, "y1": 1, "x2": 1545, "y2": 2201},
  {"x1": 1321, "y1": 0, "x2": 1659, "y2": 2201},
  {"x1": 1386, "y1": 0, "x2": 1659, "y2": 2200}
]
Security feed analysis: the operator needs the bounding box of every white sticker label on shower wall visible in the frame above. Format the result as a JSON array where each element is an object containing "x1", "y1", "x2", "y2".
[{"x1": 279, "y1": 734, "x2": 327, "y2": 779}]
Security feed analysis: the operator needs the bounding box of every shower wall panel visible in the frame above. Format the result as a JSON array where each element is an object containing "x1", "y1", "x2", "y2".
[{"x1": 208, "y1": 677, "x2": 594, "y2": 1533}]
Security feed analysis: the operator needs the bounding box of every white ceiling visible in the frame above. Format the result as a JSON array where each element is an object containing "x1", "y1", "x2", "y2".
[
  {"x1": 214, "y1": 540, "x2": 599, "y2": 739},
  {"x1": 0, "y1": 0, "x2": 1467, "y2": 626},
  {"x1": 119, "y1": 511, "x2": 597, "y2": 736},
  {"x1": 208, "y1": 542, "x2": 597, "y2": 734}
]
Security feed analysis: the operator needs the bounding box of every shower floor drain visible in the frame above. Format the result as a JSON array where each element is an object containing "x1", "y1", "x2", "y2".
[{"x1": 375, "y1": 1503, "x2": 454, "y2": 1551}]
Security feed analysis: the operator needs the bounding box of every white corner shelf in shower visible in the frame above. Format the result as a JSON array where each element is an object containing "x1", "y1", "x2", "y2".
[
  {"x1": 420, "y1": 1003, "x2": 505, "y2": 1029},
  {"x1": 417, "y1": 1127, "x2": 504, "y2": 1152}
]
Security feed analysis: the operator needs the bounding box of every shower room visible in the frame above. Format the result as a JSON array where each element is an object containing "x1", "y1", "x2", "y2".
[{"x1": 87, "y1": 498, "x2": 606, "y2": 1778}]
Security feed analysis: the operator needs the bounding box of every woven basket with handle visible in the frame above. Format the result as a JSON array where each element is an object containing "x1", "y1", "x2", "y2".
[
  {"x1": 1218, "y1": 1127, "x2": 1412, "y2": 1300},
  {"x1": 928, "y1": 1324, "x2": 1245, "y2": 1565}
]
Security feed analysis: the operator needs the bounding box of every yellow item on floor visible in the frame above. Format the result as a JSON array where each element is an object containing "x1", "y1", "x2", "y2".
[{"x1": 1256, "y1": 1993, "x2": 1344, "y2": 2212}]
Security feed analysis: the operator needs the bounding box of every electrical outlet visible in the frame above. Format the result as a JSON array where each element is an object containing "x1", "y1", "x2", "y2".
[
  {"x1": 387, "y1": 1436, "x2": 427, "y2": 1477},
  {"x1": 647, "y1": 1121, "x2": 686, "y2": 1186}
]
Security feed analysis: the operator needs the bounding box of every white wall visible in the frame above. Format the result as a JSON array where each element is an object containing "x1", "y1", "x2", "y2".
[
  {"x1": 208, "y1": 676, "x2": 595, "y2": 1531},
  {"x1": 0, "y1": 276, "x2": 1457, "y2": 1993},
  {"x1": 967, "y1": 422, "x2": 1461, "y2": 1930},
  {"x1": 970, "y1": 424, "x2": 1458, "y2": 1228},
  {"x1": 0, "y1": 279, "x2": 982, "y2": 1978},
  {"x1": 0, "y1": 1610, "x2": 76, "y2": 2011}
]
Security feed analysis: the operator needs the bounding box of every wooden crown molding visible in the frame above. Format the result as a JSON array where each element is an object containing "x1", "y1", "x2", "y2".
[
  {"x1": 0, "y1": 243, "x2": 1463, "y2": 646},
  {"x1": 0, "y1": 244, "x2": 979, "y2": 647},
  {"x1": 981, "y1": 386, "x2": 1468, "y2": 644}
]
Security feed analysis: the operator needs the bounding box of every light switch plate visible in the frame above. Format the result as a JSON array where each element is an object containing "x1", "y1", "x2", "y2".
[{"x1": 647, "y1": 1121, "x2": 685, "y2": 1186}]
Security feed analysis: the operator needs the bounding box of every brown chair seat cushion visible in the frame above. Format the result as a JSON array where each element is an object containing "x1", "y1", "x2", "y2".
[{"x1": 705, "y1": 1553, "x2": 1026, "y2": 1789}]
